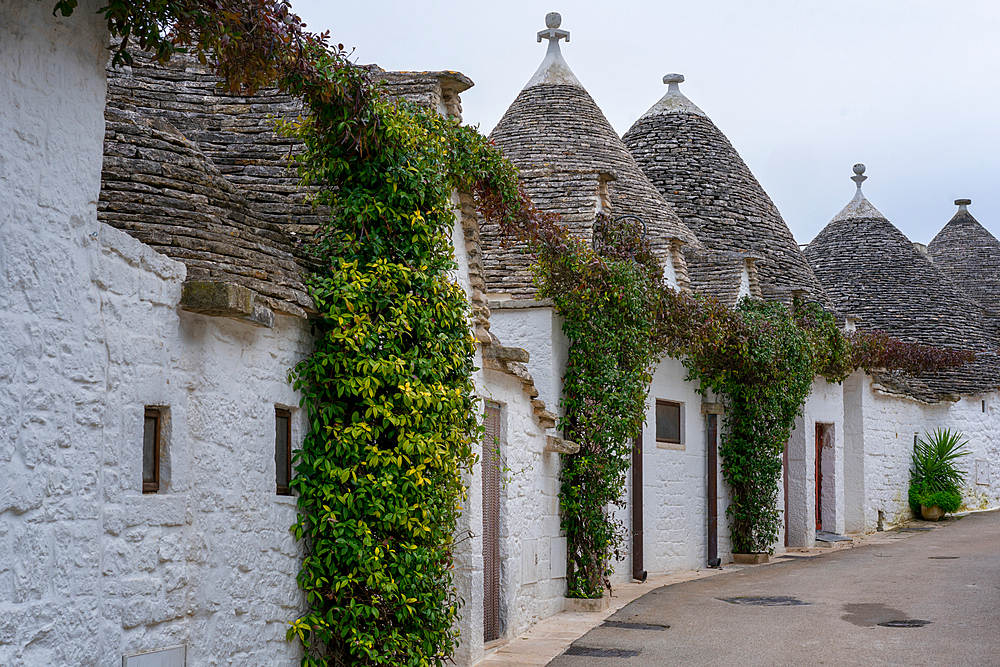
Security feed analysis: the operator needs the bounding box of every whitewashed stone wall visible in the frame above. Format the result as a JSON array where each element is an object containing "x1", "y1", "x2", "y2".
[
  {"x1": 785, "y1": 377, "x2": 845, "y2": 547},
  {"x1": 1, "y1": 5, "x2": 311, "y2": 664},
  {"x1": 623, "y1": 358, "x2": 717, "y2": 578},
  {"x1": 843, "y1": 371, "x2": 1000, "y2": 534},
  {"x1": 481, "y1": 371, "x2": 565, "y2": 637},
  {"x1": 486, "y1": 306, "x2": 569, "y2": 418},
  {"x1": 449, "y1": 229, "x2": 566, "y2": 665},
  {"x1": 97, "y1": 228, "x2": 311, "y2": 666}
]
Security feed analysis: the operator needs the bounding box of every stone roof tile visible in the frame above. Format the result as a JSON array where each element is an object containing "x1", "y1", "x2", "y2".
[
  {"x1": 481, "y1": 16, "x2": 699, "y2": 299},
  {"x1": 623, "y1": 74, "x2": 830, "y2": 306},
  {"x1": 804, "y1": 170, "x2": 999, "y2": 400},
  {"x1": 928, "y1": 200, "x2": 1000, "y2": 320}
]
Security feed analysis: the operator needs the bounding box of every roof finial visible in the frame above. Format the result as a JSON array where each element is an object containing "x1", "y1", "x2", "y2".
[
  {"x1": 955, "y1": 198, "x2": 971, "y2": 212},
  {"x1": 538, "y1": 12, "x2": 570, "y2": 44},
  {"x1": 851, "y1": 163, "x2": 867, "y2": 190},
  {"x1": 663, "y1": 73, "x2": 685, "y2": 95}
]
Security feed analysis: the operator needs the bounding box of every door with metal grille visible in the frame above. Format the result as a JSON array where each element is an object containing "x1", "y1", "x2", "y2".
[{"x1": 483, "y1": 402, "x2": 502, "y2": 643}]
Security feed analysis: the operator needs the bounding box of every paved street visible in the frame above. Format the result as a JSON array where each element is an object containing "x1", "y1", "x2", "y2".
[{"x1": 548, "y1": 510, "x2": 1000, "y2": 667}]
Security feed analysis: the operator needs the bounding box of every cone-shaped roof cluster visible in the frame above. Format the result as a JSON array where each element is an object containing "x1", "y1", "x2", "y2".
[
  {"x1": 928, "y1": 200, "x2": 1000, "y2": 320},
  {"x1": 804, "y1": 167, "x2": 999, "y2": 400},
  {"x1": 481, "y1": 14, "x2": 699, "y2": 299},
  {"x1": 623, "y1": 74, "x2": 828, "y2": 306},
  {"x1": 805, "y1": 166, "x2": 995, "y2": 351}
]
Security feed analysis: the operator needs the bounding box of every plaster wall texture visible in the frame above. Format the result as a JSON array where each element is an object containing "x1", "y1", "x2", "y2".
[
  {"x1": 845, "y1": 373, "x2": 1000, "y2": 533},
  {"x1": 785, "y1": 378, "x2": 845, "y2": 547},
  {"x1": 482, "y1": 371, "x2": 566, "y2": 640},
  {"x1": 627, "y1": 358, "x2": 718, "y2": 575},
  {"x1": 450, "y1": 216, "x2": 566, "y2": 665},
  {"x1": 1, "y1": 7, "x2": 310, "y2": 665},
  {"x1": 1, "y1": 218, "x2": 313, "y2": 667},
  {"x1": 487, "y1": 306, "x2": 569, "y2": 417},
  {"x1": 451, "y1": 205, "x2": 487, "y2": 667}
]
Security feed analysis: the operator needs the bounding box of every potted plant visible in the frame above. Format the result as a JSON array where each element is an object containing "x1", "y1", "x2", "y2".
[{"x1": 908, "y1": 428, "x2": 969, "y2": 521}]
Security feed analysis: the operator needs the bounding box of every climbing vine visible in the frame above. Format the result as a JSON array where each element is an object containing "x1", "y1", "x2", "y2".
[
  {"x1": 51, "y1": 1, "x2": 525, "y2": 664},
  {"x1": 499, "y1": 203, "x2": 976, "y2": 588},
  {"x1": 54, "y1": 0, "x2": 982, "y2": 635},
  {"x1": 533, "y1": 215, "x2": 664, "y2": 597}
]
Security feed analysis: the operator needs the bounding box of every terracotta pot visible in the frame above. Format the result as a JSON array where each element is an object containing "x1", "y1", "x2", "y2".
[
  {"x1": 732, "y1": 553, "x2": 769, "y2": 565},
  {"x1": 921, "y1": 505, "x2": 945, "y2": 521}
]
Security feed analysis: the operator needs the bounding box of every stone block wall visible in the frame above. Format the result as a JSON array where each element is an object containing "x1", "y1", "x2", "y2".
[
  {"x1": 629, "y1": 358, "x2": 719, "y2": 576},
  {"x1": 1, "y1": 7, "x2": 311, "y2": 663},
  {"x1": 845, "y1": 373, "x2": 1000, "y2": 533},
  {"x1": 786, "y1": 378, "x2": 845, "y2": 547}
]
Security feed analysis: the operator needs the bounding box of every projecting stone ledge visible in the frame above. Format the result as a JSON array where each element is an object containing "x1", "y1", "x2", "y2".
[
  {"x1": 180, "y1": 280, "x2": 274, "y2": 328},
  {"x1": 545, "y1": 435, "x2": 580, "y2": 454}
]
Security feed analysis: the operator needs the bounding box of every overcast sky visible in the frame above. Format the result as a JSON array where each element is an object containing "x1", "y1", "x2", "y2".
[{"x1": 292, "y1": 0, "x2": 1000, "y2": 246}]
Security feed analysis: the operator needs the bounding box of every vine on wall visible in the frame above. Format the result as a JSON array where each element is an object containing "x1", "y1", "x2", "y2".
[
  {"x1": 498, "y1": 201, "x2": 976, "y2": 587},
  {"x1": 52, "y1": 1, "x2": 527, "y2": 664},
  {"x1": 54, "y1": 0, "x2": 980, "y2": 637}
]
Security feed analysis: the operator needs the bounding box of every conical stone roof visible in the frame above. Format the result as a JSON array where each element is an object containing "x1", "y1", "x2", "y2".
[
  {"x1": 481, "y1": 14, "x2": 699, "y2": 299},
  {"x1": 804, "y1": 167, "x2": 999, "y2": 401},
  {"x1": 623, "y1": 74, "x2": 828, "y2": 305},
  {"x1": 928, "y1": 199, "x2": 1000, "y2": 320},
  {"x1": 805, "y1": 167, "x2": 995, "y2": 350}
]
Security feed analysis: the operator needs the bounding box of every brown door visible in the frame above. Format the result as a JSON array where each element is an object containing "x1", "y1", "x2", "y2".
[
  {"x1": 483, "y1": 403, "x2": 502, "y2": 642},
  {"x1": 815, "y1": 423, "x2": 825, "y2": 532},
  {"x1": 783, "y1": 440, "x2": 789, "y2": 546},
  {"x1": 632, "y1": 428, "x2": 645, "y2": 580}
]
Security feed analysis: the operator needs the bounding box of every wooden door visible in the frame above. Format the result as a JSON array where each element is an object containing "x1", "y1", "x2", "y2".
[
  {"x1": 483, "y1": 403, "x2": 502, "y2": 642},
  {"x1": 815, "y1": 423, "x2": 825, "y2": 532}
]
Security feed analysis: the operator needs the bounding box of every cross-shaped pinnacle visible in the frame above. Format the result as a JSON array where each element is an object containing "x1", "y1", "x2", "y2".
[{"x1": 538, "y1": 12, "x2": 570, "y2": 43}]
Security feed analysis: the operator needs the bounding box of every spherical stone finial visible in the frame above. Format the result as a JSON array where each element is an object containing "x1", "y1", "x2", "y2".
[
  {"x1": 663, "y1": 73, "x2": 685, "y2": 85},
  {"x1": 853, "y1": 163, "x2": 866, "y2": 176},
  {"x1": 545, "y1": 12, "x2": 562, "y2": 29},
  {"x1": 955, "y1": 198, "x2": 972, "y2": 206}
]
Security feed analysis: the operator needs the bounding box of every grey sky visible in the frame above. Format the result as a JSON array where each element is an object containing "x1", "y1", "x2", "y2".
[{"x1": 292, "y1": 0, "x2": 1000, "y2": 246}]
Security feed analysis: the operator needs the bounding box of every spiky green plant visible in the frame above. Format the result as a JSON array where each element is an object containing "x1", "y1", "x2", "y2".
[{"x1": 909, "y1": 428, "x2": 969, "y2": 515}]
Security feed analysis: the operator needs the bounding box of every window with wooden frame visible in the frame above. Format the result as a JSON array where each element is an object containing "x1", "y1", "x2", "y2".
[
  {"x1": 275, "y1": 408, "x2": 292, "y2": 495},
  {"x1": 143, "y1": 408, "x2": 162, "y2": 493},
  {"x1": 655, "y1": 400, "x2": 682, "y2": 446}
]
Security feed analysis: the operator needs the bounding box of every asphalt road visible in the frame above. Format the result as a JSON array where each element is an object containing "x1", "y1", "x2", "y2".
[{"x1": 548, "y1": 510, "x2": 1000, "y2": 667}]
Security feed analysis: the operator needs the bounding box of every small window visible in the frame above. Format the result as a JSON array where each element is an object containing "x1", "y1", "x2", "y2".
[
  {"x1": 275, "y1": 408, "x2": 292, "y2": 495},
  {"x1": 655, "y1": 400, "x2": 681, "y2": 445},
  {"x1": 143, "y1": 408, "x2": 161, "y2": 493}
]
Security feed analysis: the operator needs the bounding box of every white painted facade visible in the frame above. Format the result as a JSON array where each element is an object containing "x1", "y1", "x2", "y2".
[
  {"x1": 1, "y1": 5, "x2": 309, "y2": 664},
  {"x1": 843, "y1": 371, "x2": 1000, "y2": 534},
  {"x1": 451, "y1": 216, "x2": 569, "y2": 665},
  {"x1": 488, "y1": 305, "x2": 570, "y2": 419},
  {"x1": 4, "y1": 5, "x2": 1000, "y2": 667},
  {"x1": 630, "y1": 358, "x2": 724, "y2": 576},
  {"x1": 785, "y1": 377, "x2": 846, "y2": 547}
]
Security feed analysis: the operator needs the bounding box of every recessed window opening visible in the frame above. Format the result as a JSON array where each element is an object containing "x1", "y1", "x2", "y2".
[
  {"x1": 596, "y1": 173, "x2": 614, "y2": 214},
  {"x1": 143, "y1": 408, "x2": 162, "y2": 494},
  {"x1": 655, "y1": 400, "x2": 682, "y2": 444},
  {"x1": 983, "y1": 400, "x2": 987, "y2": 413},
  {"x1": 275, "y1": 408, "x2": 292, "y2": 495}
]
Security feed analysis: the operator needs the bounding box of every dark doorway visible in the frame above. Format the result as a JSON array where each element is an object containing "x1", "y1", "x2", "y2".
[
  {"x1": 815, "y1": 422, "x2": 834, "y2": 532},
  {"x1": 632, "y1": 428, "x2": 646, "y2": 581}
]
